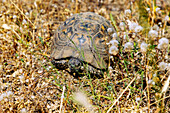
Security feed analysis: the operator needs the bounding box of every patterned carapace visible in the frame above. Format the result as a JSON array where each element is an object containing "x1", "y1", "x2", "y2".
[{"x1": 51, "y1": 12, "x2": 116, "y2": 76}]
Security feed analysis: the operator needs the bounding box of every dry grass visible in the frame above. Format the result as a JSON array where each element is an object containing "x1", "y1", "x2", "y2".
[{"x1": 0, "y1": 0, "x2": 169, "y2": 112}]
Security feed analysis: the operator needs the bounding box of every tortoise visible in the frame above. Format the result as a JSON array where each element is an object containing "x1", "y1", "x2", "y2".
[{"x1": 51, "y1": 12, "x2": 116, "y2": 77}]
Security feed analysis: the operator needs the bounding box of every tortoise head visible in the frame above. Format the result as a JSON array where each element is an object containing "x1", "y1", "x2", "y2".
[{"x1": 68, "y1": 58, "x2": 83, "y2": 73}]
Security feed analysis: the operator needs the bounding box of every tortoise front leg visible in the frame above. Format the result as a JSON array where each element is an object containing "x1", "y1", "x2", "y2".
[
  {"x1": 84, "y1": 64, "x2": 104, "y2": 78},
  {"x1": 51, "y1": 59, "x2": 69, "y2": 70}
]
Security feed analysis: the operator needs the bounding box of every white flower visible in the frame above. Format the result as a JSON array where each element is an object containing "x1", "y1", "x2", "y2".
[
  {"x1": 148, "y1": 79, "x2": 153, "y2": 84},
  {"x1": 152, "y1": 24, "x2": 159, "y2": 31},
  {"x1": 152, "y1": 81, "x2": 155, "y2": 85},
  {"x1": 136, "y1": 97, "x2": 141, "y2": 102},
  {"x1": 25, "y1": 12, "x2": 29, "y2": 16},
  {"x1": 48, "y1": 66, "x2": 52, "y2": 69},
  {"x1": 135, "y1": 25, "x2": 143, "y2": 33},
  {"x1": 26, "y1": 79, "x2": 29, "y2": 82},
  {"x1": 22, "y1": 19, "x2": 27, "y2": 24},
  {"x1": 159, "y1": 38, "x2": 169, "y2": 44},
  {"x1": 19, "y1": 69, "x2": 23, "y2": 73},
  {"x1": 119, "y1": 22, "x2": 125, "y2": 30},
  {"x1": 20, "y1": 108, "x2": 27, "y2": 113},
  {"x1": 70, "y1": 13, "x2": 73, "y2": 16},
  {"x1": 148, "y1": 29, "x2": 158, "y2": 40},
  {"x1": 110, "y1": 56, "x2": 113, "y2": 59},
  {"x1": 2, "y1": 24, "x2": 11, "y2": 30},
  {"x1": 108, "y1": 66, "x2": 113, "y2": 70},
  {"x1": 125, "y1": 9, "x2": 131, "y2": 16},
  {"x1": 165, "y1": 15, "x2": 169, "y2": 21},
  {"x1": 111, "y1": 33, "x2": 117, "y2": 38},
  {"x1": 13, "y1": 15, "x2": 17, "y2": 19},
  {"x1": 140, "y1": 42, "x2": 148, "y2": 53},
  {"x1": 47, "y1": 104, "x2": 51, "y2": 109},
  {"x1": 127, "y1": 20, "x2": 138, "y2": 31},
  {"x1": 153, "y1": 73, "x2": 157, "y2": 77},
  {"x1": 31, "y1": 95, "x2": 35, "y2": 99},
  {"x1": 124, "y1": 42, "x2": 133, "y2": 51},
  {"x1": 159, "y1": 62, "x2": 167, "y2": 71},
  {"x1": 109, "y1": 45, "x2": 118, "y2": 55},
  {"x1": 26, "y1": 62, "x2": 30, "y2": 66},
  {"x1": 156, "y1": 7, "x2": 161, "y2": 14},
  {"x1": 0, "y1": 93, "x2": 6, "y2": 101},
  {"x1": 40, "y1": 9, "x2": 44, "y2": 13},
  {"x1": 146, "y1": 8, "x2": 151, "y2": 13},
  {"x1": 157, "y1": 38, "x2": 169, "y2": 50},
  {"x1": 19, "y1": 75, "x2": 25, "y2": 83},
  {"x1": 156, "y1": 7, "x2": 160, "y2": 12},
  {"x1": 38, "y1": 70, "x2": 43, "y2": 73},
  {"x1": 107, "y1": 28, "x2": 113, "y2": 33},
  {"x1": 109, "y1": 39, "x2": 119, "y2": 46},
  {"x1": 127, "y1": 20, "x2": 143, "y2": 32},
  {"x1": 146, "y1": 8, "x2": 150, "y2": 12},
  {"x1": 6, "y1": 91, "x2": 13, "y2": 97}
]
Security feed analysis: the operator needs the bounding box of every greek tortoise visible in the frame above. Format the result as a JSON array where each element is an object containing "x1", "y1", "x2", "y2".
[{"x1": 51, "y1": 12, "x2": 116, "y2": 77}]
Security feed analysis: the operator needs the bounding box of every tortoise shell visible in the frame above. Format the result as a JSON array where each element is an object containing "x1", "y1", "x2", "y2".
[{"x1": 51, "y1": 12, "x2": 115, "y2": 76}]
